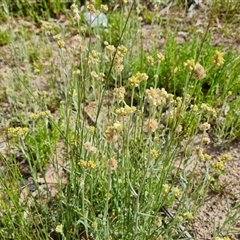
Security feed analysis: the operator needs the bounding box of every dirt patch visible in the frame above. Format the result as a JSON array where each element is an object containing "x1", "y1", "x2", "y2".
[{"x1": 190, "y1": 141, "x2": 240, "y2": 239}]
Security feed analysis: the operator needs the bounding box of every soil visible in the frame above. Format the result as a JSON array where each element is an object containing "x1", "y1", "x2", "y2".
[{"x1": 191, "y1": 141, "x2": 240, "y2": 240}]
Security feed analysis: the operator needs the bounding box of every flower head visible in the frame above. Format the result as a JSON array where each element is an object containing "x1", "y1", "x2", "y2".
[
  {"x1": 87, "y1": 4, "x2": 97, "y2": 13},
  {"x1": 127, "y1": 72, "x2": 148, "y2": 88},
  {"x1": 162, "y1": 184, "x2": 170, "y2": 194},
  {"x1": 115, "y1": 105, "x2": 136, "y2": 116},
  {"x1": 147, "y1": 56, "x2": 154, "y2": 65},
  {"x1": 155, "y1": 217, "x2": 162, "y2": 227},
  {"x1": 8, "y1": 127, "x2": 29, "y2": 137},
  {"x1": 78, "y1": 160, "x2": 96, "y2": 169},
  {"x1": 214, "y1": 237, "x2": 231, "y2": 240},
  {"x1": 105, "y1": 121, "x2": 123, "y2": 142},
  {"x1": 199, "y1": 122, "x2": 211, "y2": 132},
  {"x1": 157, "y1": 52, "x2": 165, "y2": 62},
  {"x1": 108, "y1": 158, "x2": 118, "y2": 171},
  {"x1": 211, "y1": 160, "x2": 225, "y2": 172},
  {"x1": 100, "y1": 4, "x2": 108, "y2": 13},
  {"x1": 184, "y1": 59, "x2": 206, "y2": 80},
  {"x1": 150, "y1": 149, "x2": 159, "y2": 159},
  {"x1": 55, "y1": 224, "x2": 63, "y2": 234},
  {"x1": 71, "y1": 3, "x2": 80, "y2": 21},
  {"x1": 173, "y1": 187, "x2": 181, "y2": 197},
  {"x1": 145, "y1": 87, "x2": 168, "y2": 107},
  {"x1": 193, "y1": 62, "x2": 206, "y2": 80},
  {"x1": 212, "y1": 50, "x2": 224, "y2": 66},
  {"x1": 83, "y1": 142, "x2": 97, "y2": 153},
  {"x1": 57, "y1": 39, "x2": 65, "y2": 48},
  {"x1": 143, "y1": 118, "x2": 158, "y2": 133},
  {"x1": 113, "y1": 87, "x2": 125, "y2": 101},
  {"x1": 184, "y1": 59, "x2": 195, "y2": 72},
  {"x1": 202, "y1": 137, "x2": 211, "y2": 145},
  {"x1": 183, "y1": 211, "x2": 194, "y2": 220},
  {"x1": 201, "y1": 103, "x2": 217, "y2": 116}
]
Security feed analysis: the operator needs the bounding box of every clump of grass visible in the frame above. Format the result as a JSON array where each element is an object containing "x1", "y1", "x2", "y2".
[
  {"x1": 2, "y1": 0, "x2": 68, "y2": 21},
  {"x1": 0, "y1": 1, "x2": 239, "y2": 240},
  {"x1": 0, "y1": 29, "x2": 10, "y2": 46},
  {"x1": 210, "y1": 0, "x2": 240, "y2": 23}
]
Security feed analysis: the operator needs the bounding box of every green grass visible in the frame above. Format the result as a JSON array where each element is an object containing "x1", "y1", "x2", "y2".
[{"x1": 0, "y1": 1, "x2": 240, "y2": 240}]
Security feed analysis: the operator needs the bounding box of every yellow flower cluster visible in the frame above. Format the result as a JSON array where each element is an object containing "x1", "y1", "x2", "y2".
[
  {"x1": 150, "y1": 149, "x2": 159, "y2": 159},
  {"x1": 199, "y1": 122, "x2": 211, "y2": 132},
  {"x1": 190, "y1": 104, "x2": 199, "y2": 112},
  {"x1": 105, "y1": 121, "x2": 122, "y2": 141},
  {"x1": 71, "y1": 3, "x2": 80, "y2": 21},
  {"x1": 78, "y1": 160, "x2": 96, "y2": 169},
  {"x1": 157, "y1": 52, "x2": 165, "y2": 62},
  {"x1": 88, "y1": 126, "x2": 95, "y2": 134},
  {"x1": 196, "y1": 146, "x2": 211, "y2": 161},
  {"x1": 211, "y1": 161, "x2": 225, "y2": 172},
  {"x1": 8, "y1": 127, "x2": 29, "y2": 137},
  {"x1": 41, "y1": 21, "x2": 53, "y2": 35},
  {"x1": 128, "y1": 72, "x2": 148, "y2": 88},
  {"x1": 105, "y1": 192, "x2": 112, "y2": 200},
  {"x1": 147, "y1": 56, "x2": 154, "y2": 66},
  {"x1": 177, "y1": 216, "x2": 183, "y2": 222},
  {"x1": 29, "y1": 110, "x2": 51, "y2": 120},
  {"x1": 58, "y1": 39, "x2": 65, "y2": 48},
  {"x1": 214, "y1": 237, "x2": 231, "y2": 240},
  {"x1": 184, "y1": 59, "x2": 206, "y2": 80},
  {"x1": 164, "y1": 108, "x2": 177, "y2": 120},
  {"x1": 105, "y1": 43, "x2": 116, "y2": 52},
  {"x1": 113, "y1": 87, "x2": 125, "y2": 101},
  {"x1": 41, "y1": 21, "x2": 52, "y2": 31},
  {"x1": 54, "y1": 34, "x2": 65, "y2": 48},
  {"x1": 117, "y1": 45, "x2": 128, "y2": 55},
  {"x1": 176, "y1": 124, "x2": 183, "y2": 133},
  {"x1": 32, "y1": 90, "x2": 47, "y2": 99},
  {"x1": 212, "y1": 50, "x2": 224, "y2": 66},
  {"x1": 100, "y1": 4, "x2": 108, "y2": 13},
  {"x1": 88, "y1": 56, "x2": 99, "y2": 65},
  {"x1": 90, "y1": 71, "x2": 105, "y2": 82},
  {"x1": 145, "y1": 87, "x2": 169, "y2": 106},
  {"x1": 87, "y1": 3, "x2": 97, "y2": 13},
  {"x1": 211, "y1": 154, "x2": 232, "y2": 173},
  {"x1": 162, "y1": 184, "x2": 170, "y2": 194},
  {"x1": 219, "y1": 153, "x2": 232, "y2": 162},
  {"x1": 155, "y1": 217, "x2": 162, "y2": 227},
  {"x1": 146, "y1": 52, "x2": 165, "y2": 66},
  {"x1": 173, "y1": 187, "x2": 181, "y2": 197},
  {"x1": 55, "y1": 224, "x2": 63, "y2": 233},
  {"x1": 201, "y1": 103, "x2": 217, "y2": 116},
  {"x1": 113, "y1": 45, "x2": 128, "y2": 73},
  {"x1": 183, "y1": 211, "x2": 194, "y2": 220},
  {"x1": 115, "y1": 105, "x2": 136, "y2": 116},
  {"x1": 73, "y1": 35, "x2": 86, "y2": 52},
  {"x1": 202, "y1": 137, "x2": 211, "y2": 145},
  {"x1": 201, "y1": 153, "x2": 212, "y2": 161},
  {"x1": 92, "y1": 221, "x2": 98, "y2": 229},
  {"x1": 184, "y1": 59, "x2": 195, "y2": 72},
  {"x1": 88, "y1": 50, "x2": 101, "y2": 65}
]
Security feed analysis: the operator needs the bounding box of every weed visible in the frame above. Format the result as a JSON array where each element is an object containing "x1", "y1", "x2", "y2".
[{"x1": 0, "y1": 1, "x2": 239, "y2": 240}]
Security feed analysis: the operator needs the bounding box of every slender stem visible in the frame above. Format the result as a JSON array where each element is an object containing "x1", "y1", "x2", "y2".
[{"x1": 104, "y1": 170, "x2": 112, "y2": 238}]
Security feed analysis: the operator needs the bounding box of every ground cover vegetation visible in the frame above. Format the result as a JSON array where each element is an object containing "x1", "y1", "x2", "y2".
[{"x1": 0, "y1": 0, "x2": 240, "y2": 239}]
